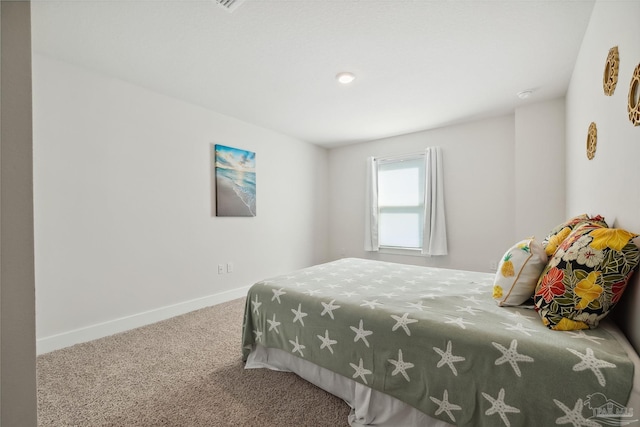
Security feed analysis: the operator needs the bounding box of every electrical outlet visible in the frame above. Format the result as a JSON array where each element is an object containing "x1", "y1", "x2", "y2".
[
  {"x1": 489, "y1": 260, "x2": 498, "y2": 272},
  {"x1": 227, "y1": 262, "x2": 233, "y2": 273},
  {"x1": 218, "y1": 264, "x2": 224, "y2": 274}
]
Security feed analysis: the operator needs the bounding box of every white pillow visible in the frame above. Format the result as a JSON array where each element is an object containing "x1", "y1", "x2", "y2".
[{"x1": 493, "y1": 237, "x2": 548, "y2": 306}]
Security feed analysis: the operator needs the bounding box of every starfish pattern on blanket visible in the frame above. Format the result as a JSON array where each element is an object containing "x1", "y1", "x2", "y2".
[
  {"x1": 456, "y1": 306, "x2": 480, "y2": 316},
  {"x1": 430, "y1": 390, "x2": 462, "y2": 423},
  {"x1": 443, "y1": 316, "x2": 474, "y2": 329},
  {"x1": 271, "y1": 288, "x2": 286, "y2": 304},
  {"x1": 506, "y1": 311, "x2": 534, "y2": 323},
  {"x1": 567, "y1": 330, "x2": 605, "y2": 345},
  {"x1": 350, "y1": 319, "x2": 373, "y2": 348},
  {"x1": 390, "y1": 313, "x2": 418, "y2": 336},
  {"x1": 502, "y1": 322, "x2": 537, "y2": 336},
  {"x1": 553, "y1": 398, "x2": 600, "y2": 427},
  {"x1": 567, "y1": 347, "x2": 616, "y2": 387},
  {"x1": 289, "y1": 336, "x2": 305, "y2": 357},
  {"x1": 388, "y1": 349, "x2": 414, "y2": 382},
  {"x1": 406, "y1": 301, "x2": 428, "y2": 311},
  {"x1": 251, "y1": 295, "x2": 262, "y2": 315},
  {"x1": 433, "y1": 340, "x2": 466, "y2": 376},
  {"x1": 291, "y1": 303, "x2": 308, "y2": 326},
  {"x1": 317, "y1": 329, "x2": 337, "y2": 354},
  {"x1": 482, "y1": 388, "x2": 520, "y2": 427},
  {"x1": 242, "y1": 258, "x2": 635, "y2": 427},
  {"x1": 492, "y1": 340, "x2": 534, "y2": 377},
  {"x1": 267, "y1": 314, "x2": 281, "y2": 334},
  {"x1": 462, "y1": 295, "x2": 482, "y2": 305},
  {"x1": 350, "y1": 358, "x2": 372, "y2": 385},
  {"x1": 320, "y1": 299, "x2": 340, "y2": 320},
  {"x1": 360, "y1": 299, "x2": 382, "y2": 309}
]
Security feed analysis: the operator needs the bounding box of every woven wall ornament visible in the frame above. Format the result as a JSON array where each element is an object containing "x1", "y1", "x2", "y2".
[
  {"x1": 629, "y1": 63, "x2": 640, "y2": 126},
  {"x1": 603, "y1": 46, "x2": 619, "y2": 96},
  {"x1": 587, "y1": 122, "x2": 597, "y2": 160}
]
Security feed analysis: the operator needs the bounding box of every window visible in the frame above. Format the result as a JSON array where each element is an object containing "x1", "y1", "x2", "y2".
[
  {"x1": 377, "y1": 155, "x2": 425, "y2": 249},
  {"x1": 364, "y1": 147, "x2": 448, "y2": 256},
  {"x1": 364, "y1": 147, "x2": 447, "y2": 256}
]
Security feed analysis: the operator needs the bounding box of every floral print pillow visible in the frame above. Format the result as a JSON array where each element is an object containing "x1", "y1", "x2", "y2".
[
  {"x1": 534, "y1": 224, "x2": 639, "y2": 330},
  {"x1": 541, "y1": 214, "x2": 608, "y2": 257}
]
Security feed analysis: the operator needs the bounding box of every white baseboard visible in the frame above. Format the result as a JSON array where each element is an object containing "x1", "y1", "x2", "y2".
[{"x1": 36, "y1": 286, "x2": 250, "y2": 355}]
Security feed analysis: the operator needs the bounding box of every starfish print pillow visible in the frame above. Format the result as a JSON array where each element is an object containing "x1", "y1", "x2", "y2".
[{"x1": 534, "y1": 223, "x2": 640, "y2": 330}]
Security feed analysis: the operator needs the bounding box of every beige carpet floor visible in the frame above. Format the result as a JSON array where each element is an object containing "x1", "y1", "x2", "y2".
[{"x1": 37, "y1": 297, "x2": 351, "y2": 426}]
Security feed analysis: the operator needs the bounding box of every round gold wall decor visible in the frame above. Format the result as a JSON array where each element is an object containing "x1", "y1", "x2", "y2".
[
  {"x1": 586, "y1": 122, "x2": 597, "y2": 160},
  {"x1": 603, "y1": 46, "x2": 619, "y2": 96},
  {"x1": 629, "y1": 63, "x2": 640, "y2": 126}
]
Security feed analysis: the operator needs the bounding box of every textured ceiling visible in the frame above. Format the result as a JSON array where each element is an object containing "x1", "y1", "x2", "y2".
[{"x1": 31, "y1": 0, "x2": 595, "y2": 148}]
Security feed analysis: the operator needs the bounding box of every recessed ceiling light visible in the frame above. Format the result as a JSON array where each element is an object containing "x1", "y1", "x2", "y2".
[
  {"x1": 336, "y1": 72, "x2": 356, "y2": 85},
  {"x1": 517, "y1": 89, "x2": 535, "y2": 99}
]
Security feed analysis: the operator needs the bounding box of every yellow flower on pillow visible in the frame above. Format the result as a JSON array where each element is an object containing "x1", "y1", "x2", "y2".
[
  {"x1": 546, "y1": 227, "x2": 571, "y2": 256},
  {"x1": 552, "y1": 317, "x2": 589, "y2": 331},
  {"x1": 589, "y1": 228, "x2": 637, "y2": 251},
  {"x1": 574, "y1": 271, "x2": 603, "y2": 309}
]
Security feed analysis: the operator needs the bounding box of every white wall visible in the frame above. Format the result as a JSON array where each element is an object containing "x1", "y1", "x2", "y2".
[
  {"x1": 328, "y1": 99, "x2": 566, "y2": 273},
  {"x1": 33, "y1": 55, "x2": 329, "y2": 353},
  {"x1": 565, "y1": 0, "x2": 640, "y2": 349},
  {"x1": 566, "y1": 1, "x2": 640, "y2": 227},
  {"x1": 328, "y1": 115, "x2": 516, "y2": 272},
  {"x1": 515, "y1": 98, "x2": 566, "y2": 240}
]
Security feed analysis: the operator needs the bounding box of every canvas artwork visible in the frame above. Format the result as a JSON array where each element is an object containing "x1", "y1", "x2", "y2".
[{"x1": 215, "y1": 144, "x2": 256, "y2": 217}]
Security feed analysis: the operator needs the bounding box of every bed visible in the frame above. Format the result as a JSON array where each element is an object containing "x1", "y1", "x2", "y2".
[{"x1": 242, "y1": 216, "x2": 640, "y2": 426}]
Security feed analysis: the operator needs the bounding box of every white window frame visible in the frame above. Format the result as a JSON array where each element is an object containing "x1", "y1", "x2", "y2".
[{"x1": 376, "y1": 153, "x2": 426, "y2": 254}]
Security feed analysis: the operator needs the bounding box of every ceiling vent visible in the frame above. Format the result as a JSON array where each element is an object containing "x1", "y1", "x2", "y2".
[{"x1": 214, "y1": 0, "x2": 246, "y2": 13}]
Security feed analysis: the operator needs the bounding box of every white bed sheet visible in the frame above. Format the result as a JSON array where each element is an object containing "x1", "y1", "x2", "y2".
[
  {"x1": 246, "y1": 344, "x2": 452, "y2": 427},
  {"x1": 245, "y1": 318, "x2": 640, "y2": 427}
]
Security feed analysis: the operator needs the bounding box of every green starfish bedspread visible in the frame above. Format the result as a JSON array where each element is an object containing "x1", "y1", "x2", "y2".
[{"x1": 241, "y1": 258, "x2": 635, "y2": 427}]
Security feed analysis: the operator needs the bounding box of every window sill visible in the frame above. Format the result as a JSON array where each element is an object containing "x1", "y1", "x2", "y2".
[{"x1": 378, "y1": 246, "x2": 425, "y2": 257}]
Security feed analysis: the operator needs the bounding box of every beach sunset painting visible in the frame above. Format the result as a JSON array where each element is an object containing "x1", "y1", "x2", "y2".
[{"x1": 215, "y1": 144, "x2": 256, "y2": 217}]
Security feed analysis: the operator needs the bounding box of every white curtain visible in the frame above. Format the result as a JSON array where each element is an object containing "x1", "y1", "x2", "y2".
[
  {"x1": 422, "y1": 147, "x2": 448, "y2": 256},
  {"x1": 364, "y1": 156, "x2": 379, "y2": 252}
]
